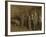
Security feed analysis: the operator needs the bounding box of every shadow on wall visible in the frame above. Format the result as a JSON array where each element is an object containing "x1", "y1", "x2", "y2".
[{"x1": 5, "y1": 36, "x2": 14, "y2": 37}]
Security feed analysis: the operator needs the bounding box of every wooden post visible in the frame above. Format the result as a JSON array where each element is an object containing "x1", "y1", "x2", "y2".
[
  {"x1": 28, "y1": 16, "x2": 32, "y2": 30},
  {"x1": 21, "y1": 16, "x2": 24, "y2": 27}
]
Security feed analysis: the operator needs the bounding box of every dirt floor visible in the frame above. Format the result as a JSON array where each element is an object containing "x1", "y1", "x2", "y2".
[{"x1": 11, "y1": 24, "x2": 32, "y2": 32}]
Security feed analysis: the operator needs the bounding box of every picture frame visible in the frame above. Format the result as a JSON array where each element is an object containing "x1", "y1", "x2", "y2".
[{"x1": 5, "y1": 1, "x2": 45, "y2": 36}]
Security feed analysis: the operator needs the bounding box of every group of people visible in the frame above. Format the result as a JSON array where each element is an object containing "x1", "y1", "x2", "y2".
[{"x1": 11, "y1": 14, "x2": 42, "y2": 31}]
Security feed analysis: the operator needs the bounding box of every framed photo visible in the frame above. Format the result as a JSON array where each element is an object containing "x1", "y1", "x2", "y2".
[{"x1": 5, "y1": 1, "x2": 45, "y2": 36}]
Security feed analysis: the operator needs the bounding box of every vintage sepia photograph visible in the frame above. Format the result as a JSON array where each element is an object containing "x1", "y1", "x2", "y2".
[
  {"x1": 5, "y1": 1, "x2": 45, "y2": 36},
  {"x1": 11, "y1": 5, "x2": 42, "y2": 32}
]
